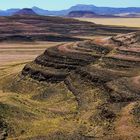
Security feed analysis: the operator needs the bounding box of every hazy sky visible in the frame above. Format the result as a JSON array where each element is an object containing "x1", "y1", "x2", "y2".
[{"x1": 1, "y1": 0, "x2": 140, "y2": 10}]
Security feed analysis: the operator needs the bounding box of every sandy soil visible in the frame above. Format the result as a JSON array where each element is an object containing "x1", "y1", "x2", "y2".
[
  {"x1": 0, "y1": 41, "x2": 62, "y2": 66},
  {"x1": 77, "y1": 18, "x2": 140, "y2": 27}
]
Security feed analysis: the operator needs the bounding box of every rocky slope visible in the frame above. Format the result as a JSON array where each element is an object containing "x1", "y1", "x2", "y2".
[
  {"x1": 1, "y1": 32, "x2": 140, "y2": 139},
  {"x1": 0, "y1": 15, "x2": 139, "y2": 42}
]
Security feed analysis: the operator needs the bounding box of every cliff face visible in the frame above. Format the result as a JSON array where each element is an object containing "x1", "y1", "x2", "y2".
[{"x1": 1, "y1": 32, "x2": 140, "y2": 139}]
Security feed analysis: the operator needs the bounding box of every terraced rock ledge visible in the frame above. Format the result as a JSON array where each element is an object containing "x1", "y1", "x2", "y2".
[{"x1": 1, "y1": 32, "x2": 140, "y2": 140}]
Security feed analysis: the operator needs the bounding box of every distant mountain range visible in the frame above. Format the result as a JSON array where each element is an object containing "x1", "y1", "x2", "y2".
[{"x1": 0, "y1": 4, "x2": 140, "y2": 17}]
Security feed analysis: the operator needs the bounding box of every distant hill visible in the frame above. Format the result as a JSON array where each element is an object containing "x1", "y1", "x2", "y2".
[
  {"x1": 13, "y1": 8, "x2": 38, "y2": 16},
  {"x1": 68, "y1": 4, "x2": 140, "y2": 15},
  {"x1": 32, "y1": 6, "x2": 49, "y2": 15},
  {"x1": 0, "y1": 9, "x2": 19, "y2": 16}
]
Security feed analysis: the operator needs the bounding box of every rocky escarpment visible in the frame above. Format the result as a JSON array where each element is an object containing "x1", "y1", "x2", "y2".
[
  {"x1": 0, "y1": 15, "x2": 139, "y2": 42},
  {"x1": 3, "y1": 32, "x2": 140, "y2": 139}
]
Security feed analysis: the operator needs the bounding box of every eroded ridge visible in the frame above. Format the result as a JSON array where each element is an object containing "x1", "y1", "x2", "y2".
[{"x1": 2, "y1": 32, "x2": 140, "y2": 139}]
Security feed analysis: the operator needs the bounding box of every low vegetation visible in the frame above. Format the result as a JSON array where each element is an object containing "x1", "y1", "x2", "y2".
[{"x1": 0, "y1": 32, "x2": 140, "y2": 139}]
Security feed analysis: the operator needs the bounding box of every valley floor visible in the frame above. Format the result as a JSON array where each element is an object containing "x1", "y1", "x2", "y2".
[
  {"x1": 0, "y1": 42, "x2": 62, "y2": 66},
  {"x1": 77, "y1": 18, "x2": 140, "y2": 27}
]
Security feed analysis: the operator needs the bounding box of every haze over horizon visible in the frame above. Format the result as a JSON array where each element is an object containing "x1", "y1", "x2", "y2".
[{"x1": 1, "y1": 0, "x2": 140, "y2": 10}]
